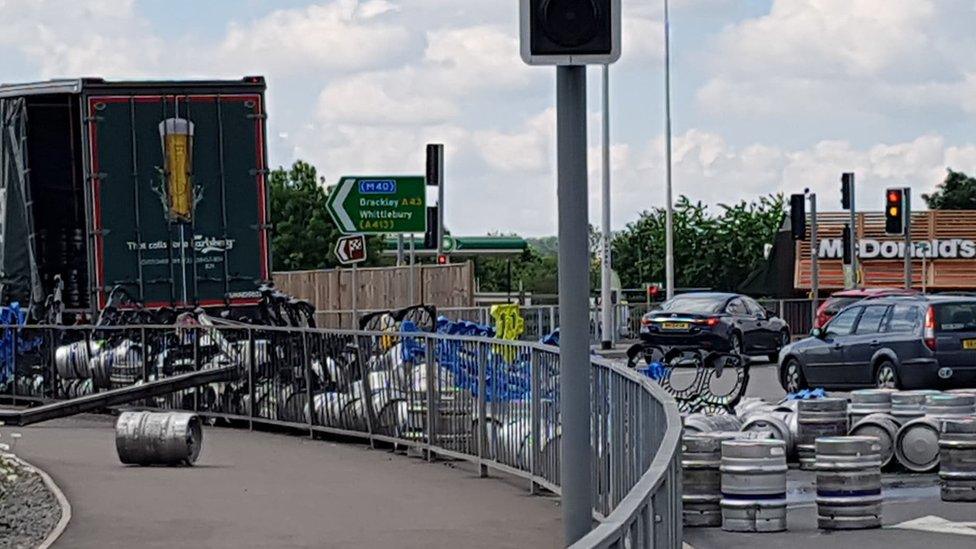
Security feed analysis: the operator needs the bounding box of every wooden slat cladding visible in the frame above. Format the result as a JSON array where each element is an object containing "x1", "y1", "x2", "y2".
[
  {"x1": 274, "y1": 261, "x2": 475, "y2": 311},
  {"x1": 795, "y1": 211, "x2": 976, "y2": 290}
]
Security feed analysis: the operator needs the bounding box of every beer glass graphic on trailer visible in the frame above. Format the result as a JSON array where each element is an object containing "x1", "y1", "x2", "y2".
[{"x1": 159, "y1": 118, "x2": 194, "y2": 222}]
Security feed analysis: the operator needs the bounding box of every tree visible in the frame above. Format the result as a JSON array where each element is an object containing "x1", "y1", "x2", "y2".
[
  {"x1": 269, "y1": 160, "x2": 381, "y2": 272},
  {"x1": 611, "y1": 195, "x2": 785, "y2": 293},
  {"x1": 923, "y1": 169, "x2": 976, "y2": 210}
]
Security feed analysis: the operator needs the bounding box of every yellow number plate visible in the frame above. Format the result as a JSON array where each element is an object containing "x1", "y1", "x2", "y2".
[
  {"x1": 964, "y1": 339, "x2": 976, "y2": 350},
  {"x1": 661, "y1": 322, "x2": 690, "y2": 330}
]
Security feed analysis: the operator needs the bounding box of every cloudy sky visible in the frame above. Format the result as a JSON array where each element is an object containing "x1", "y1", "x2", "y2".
[{"x1": 2, "y1": 0, "x2": 975, "y2": 236}]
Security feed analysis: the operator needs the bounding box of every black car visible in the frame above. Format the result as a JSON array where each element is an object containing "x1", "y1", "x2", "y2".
[
  {"x1": 639, "y1": 292, "x2": 791, "y2": 361},
  {"x1": 779, "y1": 295, "x2": 976, "y2": 392}
]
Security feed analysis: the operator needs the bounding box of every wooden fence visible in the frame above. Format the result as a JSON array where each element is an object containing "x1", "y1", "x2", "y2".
[
  {"x1": 274, "y1": 261, "x2": 475, "y2": 312},
  {"x1": 795, "y1": 210, "x2": 976, "y2": 289}
]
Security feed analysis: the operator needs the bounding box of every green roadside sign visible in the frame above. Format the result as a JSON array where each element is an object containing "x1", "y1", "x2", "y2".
[{"x1": 326, "y1": 176, "x2": 427, "y2": 234}]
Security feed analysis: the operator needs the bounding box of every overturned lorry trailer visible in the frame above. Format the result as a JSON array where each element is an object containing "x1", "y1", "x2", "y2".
[{"x1": 0, "y1": 77, "x2": 272, "y2": 320}]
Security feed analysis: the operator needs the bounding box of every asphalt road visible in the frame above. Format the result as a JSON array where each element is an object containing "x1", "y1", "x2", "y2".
[
  {"x1": 666, "y1": 358, "x2": 976, "y2": 549},
  {"x1": 5, "y1": 415, "x2": 562, "y2": 549}
]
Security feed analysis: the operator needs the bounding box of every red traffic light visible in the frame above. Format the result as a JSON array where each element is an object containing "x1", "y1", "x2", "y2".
[
  {"x1": 887, "y1": 190, "x2": 901, "y2": 203},
  {"x1": 647, "y1": 285, "x2": 660, "y2": 297},
  {"x1": 437, "y1": 254, "x2": 448, "y2": 265}
]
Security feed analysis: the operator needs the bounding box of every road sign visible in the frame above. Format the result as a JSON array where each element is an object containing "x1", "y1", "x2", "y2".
[
  {"x1": 327, "y1": 176, "x2": 427, "y2": 235},
  {"x1": 334, "y1": 234, "x2": 367, "y2": 265}
]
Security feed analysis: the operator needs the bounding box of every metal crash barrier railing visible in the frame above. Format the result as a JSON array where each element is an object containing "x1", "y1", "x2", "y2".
[{"x1": 0, "y1": 323, "x2": 682, "y2": 548}]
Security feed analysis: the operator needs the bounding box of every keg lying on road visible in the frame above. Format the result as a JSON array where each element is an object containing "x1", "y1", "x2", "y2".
[
  {"x1": 815, "y1": 436, "x2": 883, "y2": 530},
  {"x1": 797, "y1": 398, "x2": 848, "y2": 470},
  {"x1": 720, "y1": 439, "x2": 788, "y2": 533},
  {"x1": 939, "y1": 418, "x2": 976, "y2": 502},
  {"x1": 741, "y1": 411, "x2": 795, "y2": 459},
  {"x1": 116, "y1": 411, "x2": 203, "y2": 466},
  {"x1": 895, "y1": 417, "x2": 942, "y2": 472},
  {"x1": 849, "y1": 413, "x2": 900, "y2": 469},
  {"x1": 848, "y1": 389, "x2": 892, "y2": 426},
  {"x1": 926, "y1": 394, "x2": 976, "y2": 418},
  {"x1": 684, "y1": 413, "x2": 743, "y2": 434}
]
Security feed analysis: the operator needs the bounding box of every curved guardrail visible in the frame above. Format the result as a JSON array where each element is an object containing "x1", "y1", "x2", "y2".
[{"x1": 0, "y1": 324, "x2": 682, "y2": 547}]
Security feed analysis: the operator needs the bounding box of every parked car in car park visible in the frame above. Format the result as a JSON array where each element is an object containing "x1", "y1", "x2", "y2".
[
  {"x1": 639, "y1": 292, "x2": 792, "y2": 362},
  {"x1": 814, "y1": 287, "x2": 919, "y2": 329},
  {"x1": 779, "y1": 294, "x2": 976, "y2": 392}
]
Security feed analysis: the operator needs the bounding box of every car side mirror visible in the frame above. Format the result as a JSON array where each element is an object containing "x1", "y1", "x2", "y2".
[
  {"x1": 765, "y1": 308, "x2": 777, "y2": 319},
  {"x1": 811, "y1": 327, "x2": 824, "y2": 339}
]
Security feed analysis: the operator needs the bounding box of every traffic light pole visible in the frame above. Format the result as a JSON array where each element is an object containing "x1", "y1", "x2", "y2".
[
  {"x1": 555, "y1": 65, "x2": 593, "y2": 545},
  {"x1": 600, "y1": 64, "x2": 613, "y2": 350},
  {"x1": 848, "y1": 176, "x2": 858, "y2": 288},
  {"x1": 809, "y1": 193, "x2": 819, "y2": 327},
  {"x1": 904, "y1": 188, "x2": 912, "y2": 289}
]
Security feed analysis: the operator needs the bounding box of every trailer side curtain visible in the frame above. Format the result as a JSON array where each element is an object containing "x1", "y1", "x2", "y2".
[{"x1": 0, "y1": 97, "x2": 43, "y2": 310}]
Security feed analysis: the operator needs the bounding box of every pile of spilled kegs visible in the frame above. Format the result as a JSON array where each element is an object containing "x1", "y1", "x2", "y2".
[{"x1": 680, "y1": 388, "x2": 976, "y2": 532}]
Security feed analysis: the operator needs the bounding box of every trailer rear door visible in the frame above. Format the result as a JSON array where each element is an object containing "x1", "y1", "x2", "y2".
[{"x1": 86, "y1": 93, "x2": 270, "y2": 309}]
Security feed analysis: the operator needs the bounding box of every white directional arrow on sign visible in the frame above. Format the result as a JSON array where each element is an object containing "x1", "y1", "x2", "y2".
[{"x1": 329, "y1": 179, "x2": 357, "y2": 233}]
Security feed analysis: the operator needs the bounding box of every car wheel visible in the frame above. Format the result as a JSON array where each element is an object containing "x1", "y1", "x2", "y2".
[
  {"x1": 768, "y1": 331, "x2": 790, "y2": 363},
  {"x1": 729, "y1": 332, "x2": 743, "y2": 356},
  {"x1": 781, "y1": 358, "x2": 807, "y2": 394},
  {"x1": 875, "y1": 361, "x2": 900, "y2": 390}
]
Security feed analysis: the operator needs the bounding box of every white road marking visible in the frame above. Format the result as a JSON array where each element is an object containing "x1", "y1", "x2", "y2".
[{"x1": 889, "y1": 515, "x2": 976, "y2": 537}]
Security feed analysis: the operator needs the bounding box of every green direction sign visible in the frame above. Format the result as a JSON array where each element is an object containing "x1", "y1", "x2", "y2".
[{"x1": 327, "y1": 176, "x2": 427, "y2": 234}]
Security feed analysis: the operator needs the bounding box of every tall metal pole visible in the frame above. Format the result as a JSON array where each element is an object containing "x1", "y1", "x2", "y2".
[
  {"x1": 436, "y1": 145, "x2": 446, "y2": 256},
  {"x1": 396, "y1": 234, "x2": 404, "y2": 266},
  {"x1": 904, "y1": 188, "x2": 912, "y2": 289},
  {"x1": 663, "y1": 0, "x2": 676, "y2": 300},
  {"x1": 848, "y1": 174, "x2": 858, "y2": 288},
  {"x1": 600, "y1": 64, "x2": 613, "y2": 350},
  {"x1": 809, "y1": 193, "x2": 819, "y2": 327},
  {"x1": 556, "y1": 65, "x2": 592, "y2": 545},
  {"x1": 408, "y1": 235, "x2": 416, "y2": 305}
]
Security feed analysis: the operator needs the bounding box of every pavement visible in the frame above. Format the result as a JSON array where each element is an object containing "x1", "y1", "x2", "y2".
[{"x1": 4, "y1": 415, "x2": 562, "y2": 549}]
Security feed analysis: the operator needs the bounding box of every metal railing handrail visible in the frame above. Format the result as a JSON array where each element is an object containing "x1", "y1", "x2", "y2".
[
  {"x1": 573, "y1": 355, "x2": 683, "y2": 548},
  {"x1": 0, "y1": 324, "x2": 682, "y2": 547}
]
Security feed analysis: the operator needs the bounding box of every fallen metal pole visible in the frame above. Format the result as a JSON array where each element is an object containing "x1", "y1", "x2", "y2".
[{"x1": 0, "y1": 364, "x2": 238, "y2": 427}]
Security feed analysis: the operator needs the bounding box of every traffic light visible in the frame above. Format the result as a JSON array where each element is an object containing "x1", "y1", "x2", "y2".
[
  {"x1": 842, "y1": 224, "x2": 853, "y2": 265},
  {"x1": 437, "y1": 254, "x2": 449, "y2": 265},
  {"x1": 841, "y1": 173, "x2": 854, "y2": 210},
  {"x1": 885, "y1": 188, "x2": 905, "y2": 235},
  {"x1": 426, "y1": 144, "x2": 442, "y2": 188},
  {"x1": 790, "y1": 194, "x2": 806, "y2": 241},
  {"x1": 520, "y1": 0, "x2": 621, "y2": 65},
  {"x1": 424, "y1": 206, "x2": 439, "y2": 249}
]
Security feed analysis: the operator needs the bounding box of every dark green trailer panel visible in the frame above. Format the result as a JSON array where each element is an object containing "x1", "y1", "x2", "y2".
[{"x1": 0, "y1": 77, "x2": 272, "y2": 315}]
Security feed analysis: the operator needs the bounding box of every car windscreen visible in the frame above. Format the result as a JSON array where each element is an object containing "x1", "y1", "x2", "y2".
[
  {"x1": 659, "y1": 296, "x2": 725, "y2": 314},
  {"x1": 824, "y1": 297, "x2": 859, "y2": 315},
  {"x1": 935, "y1": 302, "x2": 976, "y2": 332}
]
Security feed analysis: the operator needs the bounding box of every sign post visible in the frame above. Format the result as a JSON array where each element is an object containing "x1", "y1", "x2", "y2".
[{"x1": 334, "y1": 234, "x2": 367, "y2": 327}]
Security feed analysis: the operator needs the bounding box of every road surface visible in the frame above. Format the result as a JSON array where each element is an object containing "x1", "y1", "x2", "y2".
[{"x1": 5, "y1": 415, "x2": 561, "y2": 549}]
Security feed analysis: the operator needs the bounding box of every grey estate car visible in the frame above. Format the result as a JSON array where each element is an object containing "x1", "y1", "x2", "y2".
[{"x1": 779, "y1": 295, "x2": 976, "y2": 392}]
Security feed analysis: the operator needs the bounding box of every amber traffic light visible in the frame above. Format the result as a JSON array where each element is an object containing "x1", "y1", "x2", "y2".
[{"x1": 885, "y1": 188, "x2": 905, "y2": 235}]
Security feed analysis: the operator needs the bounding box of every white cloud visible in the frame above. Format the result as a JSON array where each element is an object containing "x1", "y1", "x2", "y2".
[
  {"x1": 216, "y1": 1, "x2": 417, "y2": 75},
  {"x1": 697, "y1": 0, "x2": 976, "y2": 120}
]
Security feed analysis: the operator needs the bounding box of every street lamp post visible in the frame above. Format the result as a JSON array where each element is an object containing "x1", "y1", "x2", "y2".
[{"x1": 664, "y1": 0, "x2": 675, "y2": 299}]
